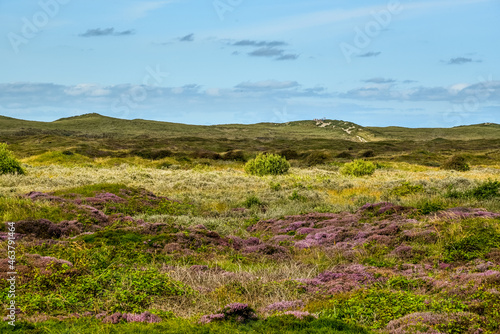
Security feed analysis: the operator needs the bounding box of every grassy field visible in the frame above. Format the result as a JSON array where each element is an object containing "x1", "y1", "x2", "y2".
[{"x1": 1, "y1": 115, "x2": 500, "y2": 333}]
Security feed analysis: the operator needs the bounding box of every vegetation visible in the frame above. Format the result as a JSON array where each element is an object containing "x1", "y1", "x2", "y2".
[
  {"x1": 441, "y1": 154, "x2": 470, "y2": 171},
  {"x1": 0, "y1": 143, "x2": 25, "y2": 175},
  {"x1": 244, "y1": 153, "x2": 290, "y2": 176},
  {"x1": 340, "y1": 159, "x2": 376, "y2": 177},
  {"x1": 1, "y1": 114, "x2": 500, "y2": 333}
]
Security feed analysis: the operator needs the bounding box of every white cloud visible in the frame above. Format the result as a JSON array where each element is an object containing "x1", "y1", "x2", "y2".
[
  {"x1": 235, "y1": 80, "x2": 300, "y2": 90},
  {"x1": 64, "y1": 84, "x2": 111, "y2": 97}
]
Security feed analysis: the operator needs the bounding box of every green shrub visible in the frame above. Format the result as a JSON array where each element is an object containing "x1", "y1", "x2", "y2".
[
  {"x1": 468, "y1": 180, "x2": 500, "y2": 200},
  {"x1": 279, "y1": 149, "x2": 299, "y2": 160},
  {"x1": 336, "y1": 151, "x2": 352, "y2": 159},
  {"x1": 441, "y1": 155, "x2": 470, "y2": 171},
  {"x1": 444, "y1": 220, "x2": 500, "y2": 262},
  {"x1": 304, "y1": 152, "x2": 329, "y2": 166},
  {"x1": 289, "y1": 190, "x2": 307, "y2": 202},
  {"x1": 340, "y1": 159, "x2": 376, "y2": 177},
  {"x1": 222, "y1": 150, "x2": 246, "y2": 162},
  {"x1": 360, "y1": 150, "x2": 375, "y2": 158},
  {"x1": 0, "y1": 143, "x2": 25, "y2": 175},
  {"x1": 243, "y1": 195, "x2": 263, "y2": 208},
  {"x1": 445, "y1": 180, "x2": 500, "y2": 200},
  {"x1": 415, "y1": 198, "x2": 446, "y2": 214},
  {"x1": 244, "y1": 153, "x2": 290, "y2": 176}
]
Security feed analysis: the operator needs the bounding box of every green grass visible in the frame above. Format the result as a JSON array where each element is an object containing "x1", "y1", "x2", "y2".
[{"x1": 0, "y1": 316, "x2": 372, "y2": 333}]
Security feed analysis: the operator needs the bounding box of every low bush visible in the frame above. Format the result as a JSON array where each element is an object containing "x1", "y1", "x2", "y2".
[
  {"x1": 415, "y1": 198, "x2": 446, "y2": 214},
  {"x1": 360, "y1": 150, "x2": 375, "y2": 158},
  {"x1": 0, "y1": 143, "x2": 25, "y2": 175},
  {"x1": 336, "y1": 151, "x2": 352, "y2": 159},
  {"x1": 222, "y1": 150, "x2": 246, "y2": 162},
  {"x1": 441, "y1": 155, "x2": 470, "y2": 171},
  {"x1": 445, "y1": 180, "x2": 500, "y2": 200},
  {"x1": 443, "y1": 219, "x2": 500, "y2": 262},
  {"x1": 304, "y1": 152, "x2": 329, "y2": 166},
  {"x1": 243, "y1": 195, "x2": 263, "y2": 208},
  {"x1": 279, "y1": 149, "x2": 299, "y2": 160},
  {"x1": 340, "y1": 160, "x2": 376, "y2": 177},
  {"x1": 244, "y1": 153, "x2": 290, "y2": 176},
  {"x1": 468, "y1": 179, "x2": 500, "y2": 200},
  {"x1": 131, "y1": 149, "x2": 173, "y2": 160}
]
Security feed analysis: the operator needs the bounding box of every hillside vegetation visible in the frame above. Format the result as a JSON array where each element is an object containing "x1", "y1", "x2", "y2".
[{"x1": 2, "y1": 114, "x2": 500, "y2": 169}]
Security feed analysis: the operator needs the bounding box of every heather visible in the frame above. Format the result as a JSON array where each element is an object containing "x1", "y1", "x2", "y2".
[{"x1": 1, "y1": 143, "x2": 500, "y2": 332}]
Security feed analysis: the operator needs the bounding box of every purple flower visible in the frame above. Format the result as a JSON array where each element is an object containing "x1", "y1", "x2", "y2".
[
  {"x1": 282, "y1": 311, "x2": 317, "y2": 319},
  {"x1": 265, "y1": 300, "x2": 304, "y2": 312},
  {"x1": 199, "y1": 313, "x2": 225, "y2": 324}
]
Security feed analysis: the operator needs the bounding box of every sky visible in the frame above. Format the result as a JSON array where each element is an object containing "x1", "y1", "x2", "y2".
[{"x1": 0, "y1": 0, "x2": 499, "y2": 127}]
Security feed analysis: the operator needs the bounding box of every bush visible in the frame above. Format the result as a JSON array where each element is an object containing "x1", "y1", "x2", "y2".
[
  {"x1": 244, "y1": 153, "x2": 290, "y2": 176},
  {"x1": 336, "y1": 151, "x2": 352, "y2": 159},
  {"x1": 360, "y1": 150, "x2": 375, "y2": 158},
  {"x1": 445, "y1": 180, "x2": 500, "y2": 200},
  {"x1": 441, "y1": 155, "x2": 470, "y2": 171},
  {"x1": 415, "y1": 198, "x2": 446, "y2": 214},
  {"x1": 340, "y1": 160, "x2": 376, "y2": 177},
  {"x1": 243, "y1": 195, "x2": 263, "y2": 208},
  {"x1": 468, "y1": 180, "x2": 500, "y2": 200},
  {"x1": 444, "y1": 220, "x2": 500, "y2": 262},
  {"x1": 0, "y1": 143, "x2": 25, "y2": 175},
  {"x1": 279, "y1": 149, "x2": 299, "y2": 160},
  {"x1": 222, "y1": 150, "x2": 246, "y2": 162},
  {"x1": 304, "y1": 152, "x2": 329, "y2": 166},
  {"x1": 132, "y1": 149, "x2": 172, "y2": 160}
]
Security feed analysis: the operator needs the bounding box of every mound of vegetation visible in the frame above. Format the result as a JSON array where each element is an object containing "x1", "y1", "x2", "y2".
[
  {"x1": 340, "y1": 159, "x2": 376, "y2": 177},
  {"x1": 441, "y1": 155, "x2": 470, "y2": 171},
  {"x1": 244, "y1": 153, "x2": 290, "y2": 176},
  {"x1": 0, "y1": 143, "x2": 25, "y2": 175}
]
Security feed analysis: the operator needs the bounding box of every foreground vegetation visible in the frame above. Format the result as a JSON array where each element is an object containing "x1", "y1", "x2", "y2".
[{"x1": 1, "y1": 115, "x2": 500, "y2": 333}]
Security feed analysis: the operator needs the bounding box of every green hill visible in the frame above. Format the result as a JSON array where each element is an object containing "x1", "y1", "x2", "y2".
[{"x1": 1, "y1": 113, "x2": 500, "y2": 165}]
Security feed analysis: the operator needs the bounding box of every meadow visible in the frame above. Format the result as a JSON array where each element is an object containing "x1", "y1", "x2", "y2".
[{"x1": 1, "y1": 115, "x2": 500, "y2": 333}]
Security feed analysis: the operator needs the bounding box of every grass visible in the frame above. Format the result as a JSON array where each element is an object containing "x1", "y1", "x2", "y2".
[{"x1": 0, "y1": 316, "x2": 372, "y2": 333}]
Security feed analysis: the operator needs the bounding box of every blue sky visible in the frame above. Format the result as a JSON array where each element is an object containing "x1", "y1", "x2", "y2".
[{"x1": 0, "y1": 0, "x2": 499, "y2": 127}]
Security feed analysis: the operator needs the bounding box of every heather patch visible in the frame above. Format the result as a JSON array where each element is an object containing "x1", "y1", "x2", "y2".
[
  {"x1": 264, "y1": 300, "x2": 304, "y2": 312},
  {"x1": 199, "y1": 303, "x2": 257, "y2": 324},
  {"x1": 384, "y1": 311, "x2": 482, "y2": 334},
  {"x1": 297, "y1": 264, "x2": 385, "y2": 295},
  {"x1": 102, "y1": 311, "x2": 162, "y2": 324}
]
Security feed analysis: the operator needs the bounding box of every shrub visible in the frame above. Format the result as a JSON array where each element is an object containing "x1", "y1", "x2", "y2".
[
  {"x1": 445, "y1": 180, "x2": 500, "y2": 200},
  {"x1": 131, "y1": 149, "x2": 172, "y2": 160},
  {"x1": 444, "y1": 220, "x2": 500, "y2": 262},
  {"x1": 192, "y1": 150, "x2": 221, "y2": 160},
  {"x1": 336, "y1": 151, "x2": 352, "y2": 159},
  {"x1": 304, "y1": 152, "x2": 329, "y2": 166},
  {"x1": 468, "y1": 180, "x2": 500, "y2": 200},
  {"x1": 279, "y1": 149, "x2": 299, "y2": 160},
  {"x1": 0, "y1": 143, "x2": 25, "y2": 175},
  {"x1": 441, "y1": 155, "x2": 470, "y2": 171},
  {"x1": 415, "y1": 198, "x2": 446, "y2": 214},
  {"x1": 360, "y1": 150, "x2": 375, "y2": 158},
  {"x1": 244, "y1": 153, "x2": 290, "y2": 176},
  {"x1": 243, "y1": 195, "x2": 263, "y2": 208},
  {"x1": 222, "y1": 150, "x2": 246, "y2": 162},
  {"x1": 340, "y1": 159, "x2": 376, "y2": 177}
]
